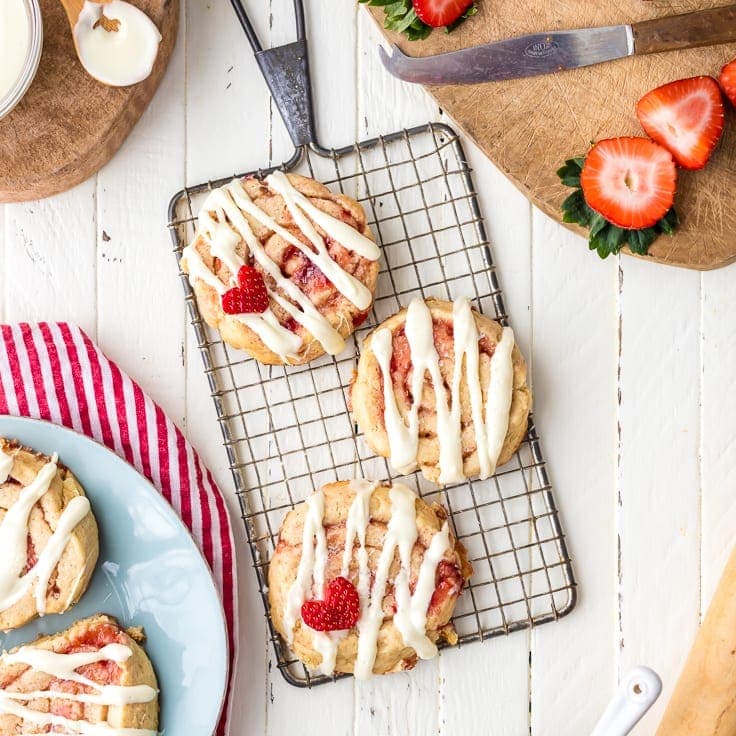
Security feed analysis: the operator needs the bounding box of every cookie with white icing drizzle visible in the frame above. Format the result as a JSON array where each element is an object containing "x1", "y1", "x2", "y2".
[
  {"x1": 351, "y1": 297, "x2": 532, "y2": 485},
  {"x1": 0, "y1": 439, "x2": 99, "y2": 631},
  {"x1": 268, "y1": 481, "x2": 471, "y2": 678},
  {"x1": 0, "y1": 613, "x2": 159, "y2": 735},
  {"x1": 181, "y1": 171, "x2": 380, "y2": 365}
]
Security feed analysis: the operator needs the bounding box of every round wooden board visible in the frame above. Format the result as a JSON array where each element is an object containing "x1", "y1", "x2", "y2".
[
  {"x1": 0, "y1": 0, "x2": 178, "y2": 203},
  {"x1": 370, "y1": 1, "x2": 736, "y2": 270}
]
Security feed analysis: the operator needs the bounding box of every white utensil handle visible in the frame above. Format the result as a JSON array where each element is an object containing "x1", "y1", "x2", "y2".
[{"x1": 590, "y1": 667, "x2": 662, "y2": 736}]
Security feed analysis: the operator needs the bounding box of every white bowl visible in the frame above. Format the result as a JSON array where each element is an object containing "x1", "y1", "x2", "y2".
[{"x1": 0, "y1": 0, "x2": 43, "y2": 121}]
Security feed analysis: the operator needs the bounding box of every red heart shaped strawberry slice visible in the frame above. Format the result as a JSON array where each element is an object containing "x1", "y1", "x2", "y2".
[
  {"x1": 301, "y1": 576, "x2": 360, "y2": 632},
  {"x1": 220, "y1": 265, "x2": 269, "y2": 315}
]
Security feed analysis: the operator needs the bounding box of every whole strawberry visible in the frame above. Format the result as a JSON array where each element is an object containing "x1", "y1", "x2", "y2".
[
  {"x1": 412, "y1": 0, "x2": 474, "y2": 28},
  {"x1": 301, "y1": 576, "x2": 360, "y2": 632}
]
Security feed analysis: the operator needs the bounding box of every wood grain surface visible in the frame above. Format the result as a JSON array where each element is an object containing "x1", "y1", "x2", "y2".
[
  {"x1": 656, "y1": 543, "x2": 736, "y2": 735},
  {"x1": 0, "y1": 0, "x2": 178, "y2": 203},
  {"x1": 369, "y1": 1, "x2": 736, "y2": 270}
]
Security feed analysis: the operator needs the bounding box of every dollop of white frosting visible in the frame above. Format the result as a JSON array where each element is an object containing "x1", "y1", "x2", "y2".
[
  {"x1": 371, "y1": 297, "x2": 515, "y2": 483},
  {"x1": 181, "y1": 174, "x2": 379, "y2": 362},
  {"x1": 73, "y1": 0, "x2": 161, "y2": 88},
  {"x1": 281, "y1": 481, "x2": 452, "y2": 679}
]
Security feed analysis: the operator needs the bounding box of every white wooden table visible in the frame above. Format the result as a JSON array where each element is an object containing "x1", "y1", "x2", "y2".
[{"x1": 2, "y1": 2, "x2": 734, "y2": 733}]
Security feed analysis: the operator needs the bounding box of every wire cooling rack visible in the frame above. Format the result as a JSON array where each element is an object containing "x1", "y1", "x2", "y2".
[{"x1": 167, "y1": 122, "x2": 577, "y2": 687}]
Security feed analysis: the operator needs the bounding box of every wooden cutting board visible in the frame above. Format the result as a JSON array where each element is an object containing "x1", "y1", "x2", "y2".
[
  {"x1": 0, "y1": 0, "x2": 178, "y2": 203},
  {"x1": 369, "y1": 2, "x2": 736, "y2": 270}
]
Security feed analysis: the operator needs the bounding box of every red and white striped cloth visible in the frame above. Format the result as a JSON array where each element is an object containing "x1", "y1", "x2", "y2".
[{"x1": 0, "y1": 323, "x2": 237, "y2": 736}]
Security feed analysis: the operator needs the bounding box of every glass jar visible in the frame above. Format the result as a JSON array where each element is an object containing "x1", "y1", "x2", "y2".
[{"x1": 0, "y1": 0, "x2": 43, "y2": 121}]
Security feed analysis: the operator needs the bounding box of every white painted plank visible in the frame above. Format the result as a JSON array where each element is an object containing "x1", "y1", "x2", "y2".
[
  {"x1": 95, "y1": 11, "x2": 186, "y2": 422},
  {"x1": 0, "y1": 205, "x2": 5, "y2": 321},
  {"x1": 184, "y1": 0, "x2": 275, "y2": 734},
  {"x1": 3, "y1": 182, "x2": 97, "y2": 336},
  {"x1": 530, "y1": 215, "x2": 618, "y2": 735},
  {"x1": 700, "y1": 266, "x2": 736, "y2": 608},
  {"x1": 185, "y1": 0, "x2": 273, "y2": 184},
  {"x1": 617, "y1": 259, "x2": 701, "y2": 733}
]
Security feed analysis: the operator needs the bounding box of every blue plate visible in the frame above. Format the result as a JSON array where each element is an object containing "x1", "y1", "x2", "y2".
[{"x1": 0, "y1": 416, "x2": 228, "y2": 736}]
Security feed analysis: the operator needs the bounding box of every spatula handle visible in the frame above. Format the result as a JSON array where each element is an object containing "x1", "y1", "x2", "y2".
[{"x1": 632, "y1": 4, "x2": 736, "y2": 55}]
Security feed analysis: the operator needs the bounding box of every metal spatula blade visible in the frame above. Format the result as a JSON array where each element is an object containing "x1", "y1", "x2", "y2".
[
  {"x1": 379, "y1": 25, "x2": 633, "y2": 85},
  {"x1": 379, "y1": 4, "x2": 736, "y2": 85}
]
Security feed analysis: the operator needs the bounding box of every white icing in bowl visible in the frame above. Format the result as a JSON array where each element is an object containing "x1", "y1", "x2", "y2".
[
  {"x1": 73, "y1": 0, "x2": 162, "y2": 87},
  {"x1": 0, "y1": 0, "x2": 43, "y2": 121}
]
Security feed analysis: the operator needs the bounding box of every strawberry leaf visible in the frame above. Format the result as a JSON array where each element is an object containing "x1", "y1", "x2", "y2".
[
  {"x1": 446, "y1": 3, "x2": 478, "y2": 32},
  {"x1": 360, "y1": 0, "x2": 476, "y2": 41},
  {"x1": 557, "y1": 156, "x2": 679, "y2": 259}
]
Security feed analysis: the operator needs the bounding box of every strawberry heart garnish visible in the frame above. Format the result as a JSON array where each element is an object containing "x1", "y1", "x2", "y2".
[
  {"x1": 301, "y1": 576, "x2": 360, "y2": 632},
  {"x1": 220, "y1": 265, "x2": 269, "y2": 315}
]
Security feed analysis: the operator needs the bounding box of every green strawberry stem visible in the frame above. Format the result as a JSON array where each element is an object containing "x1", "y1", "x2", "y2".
[
  {"x1": 359, "y1": 0, "x2": 477, "y2": 41},
  {"x1": 557, "y1": 157, "x2": 679, "y2": 259}
]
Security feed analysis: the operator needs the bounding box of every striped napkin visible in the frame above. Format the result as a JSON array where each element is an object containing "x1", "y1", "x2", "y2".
[{"x1": 0, "y1": 323, "x2": 237, "y2": 736}]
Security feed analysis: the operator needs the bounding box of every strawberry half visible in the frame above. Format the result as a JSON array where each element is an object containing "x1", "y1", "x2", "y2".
[
  {"x1": 580, "y1": 137, "x2": 676, "y2": 230},
  {"x1": 412, "y1": 0, "x2": 473, "y2": 28},
  {"x1": 719, "y1": 58, "x2": 736, "y2": 108},
  {"x1": 636, "y1": 76, "x2": 724, "y2": 170}
]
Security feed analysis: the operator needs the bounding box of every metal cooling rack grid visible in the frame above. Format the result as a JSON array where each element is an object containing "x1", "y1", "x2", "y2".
[{"x1": 167, "y1": 122, "x2": 577, "y2": 687}]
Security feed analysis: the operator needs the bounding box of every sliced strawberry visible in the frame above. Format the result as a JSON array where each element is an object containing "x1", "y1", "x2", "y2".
[
  {"x1": 301, "y1": 576, "x2": 360, "y2": 632},
  {"x1": 636, "y1": 76, "x2": 724, "y2": 170},
  {"x1": 221, "y1": 287, "x2": 247, "y2": 315},
  {"x1": 580, "y1": 137, "x2": 676, "y2": 230},
  {"x1": 719, "y1": 58, "x2": 736, "y2": 108},
  {"x1": 237, "y1": 265, "x2": 269, "y2": 311},
  {"x1": 221, "y1": 265, "x2": 269, "y2": 315},
  {"x1": 412, "y1": 0, "x2": 473, "y2": 28}
]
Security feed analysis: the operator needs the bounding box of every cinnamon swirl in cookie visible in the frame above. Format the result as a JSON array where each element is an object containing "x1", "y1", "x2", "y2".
[
  {"x1": 268, "y1": 480, "x2": 471, "y2": 678},
  {"x1": 0, "y1": 613, "x2": 159, "y2": 734},
  {"x1": 351, "y1": 298, "x2": 532, "y2": 485},
  {"x1": 0, "y1": 440, "x2": 99, "y2": 631},
  {"x1": 181, "y1": 171, "x2": 380, "y2": 365}
]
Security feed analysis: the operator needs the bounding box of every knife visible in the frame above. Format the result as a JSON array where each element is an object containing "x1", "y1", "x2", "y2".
[{"x1": 379, "y1": 5, "x2": 736, "y2": 85}]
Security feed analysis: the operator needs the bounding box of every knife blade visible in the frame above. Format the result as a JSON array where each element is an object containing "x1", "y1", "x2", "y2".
[{"x1": 379, "y1": 5, "x2": 736, "y2": 85}]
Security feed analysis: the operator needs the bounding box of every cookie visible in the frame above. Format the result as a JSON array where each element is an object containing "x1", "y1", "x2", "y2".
[
  {"x1": 0, "y1": 613, "x2": 158, "y2": 733},
  {"x1": 351, "y1": 297, "x2": 532, "y2": 484},
  {"x1": 0, "y1": 440, "x2": 99, "y2": 631},
  {"x1": 182, "y1": 171, "x2": 380, "y2": 365},
  {"x1": 268, "y1": 480, "x2": 471, "y2": 678}
]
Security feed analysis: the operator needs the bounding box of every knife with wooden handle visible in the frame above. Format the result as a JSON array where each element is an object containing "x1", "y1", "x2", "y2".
[
  {"x1": 380, "y1": 5, "x2": 736, "y2": 85},
  {"x1": 656, "y1": 544, "x2": 736, "y2": 736}
]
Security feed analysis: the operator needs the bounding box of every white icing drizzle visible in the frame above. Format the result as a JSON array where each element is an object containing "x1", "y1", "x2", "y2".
[
  {"x1": 282, "y1": 481, "x2": 451, "y2": 679},
  {"x1": 372, "y1": 297, "x2": 515, "y2": 484},
  {"x1": 0, "y1": 455, "x2": 91, "y2": 615},
  {"x1": 283, "y1": 492, "x2": 327, "y2": 640},
  {"x1": 181, "y1": 173, "x2": 378, "y2": 361},
  {"x1": 0, "y1": 643, "x2": 157, "y2": 735},
  {"x1": 0, "y1": 447, "x2": 14, "y2": 484}
]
